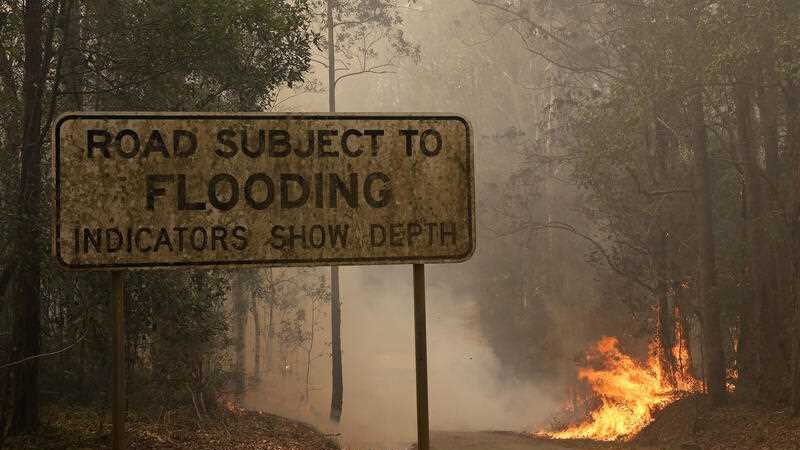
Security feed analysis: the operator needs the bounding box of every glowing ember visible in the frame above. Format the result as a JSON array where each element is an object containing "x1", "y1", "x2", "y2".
[
  {"x1": 537, "y1": 328, "x2": 701, "y2": 441},
  {"x1": 726, "y1": 367, "x2": 738, "y2": 392}
]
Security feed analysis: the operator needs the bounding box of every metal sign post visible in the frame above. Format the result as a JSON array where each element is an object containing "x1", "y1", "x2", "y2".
[
  {"x1": 111, "y1": 271, "x2": 126, "y2": 450},
  {"x1": 413, "y1": 263, "x2": 430, "y2": 450}
]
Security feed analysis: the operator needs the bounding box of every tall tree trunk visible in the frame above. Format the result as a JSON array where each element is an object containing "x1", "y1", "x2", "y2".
[
  {"x1": 327, "y1": 0, "x2": 343, "y2": 424},
  {"x1": 8, "y1": 0, "x2": 47, "y2": 432},
  {"x1": 734, "y1": 72, "x2": 788, "y2": 403},
  {"x1": 784, "y1": 45, "x2": 800, "y2": 415},
  {"x1": 330, "y1": 269, "x2": 342, "y2": 421},
  {"x1": 734, "y1": 75, "x2": 763, "y2": 400},
  {"x1": 756, "y1": 41, "x2": 793, "y2": 404},
  {"x1": 651, "y1": 105, "x2": 677, "y2": 382},
  {"x1": 689, "y1": 86, "x2": 726, "y2": 404},
  {"x1": 62, "y1": 0, "x2": 85, "y2": 397}
]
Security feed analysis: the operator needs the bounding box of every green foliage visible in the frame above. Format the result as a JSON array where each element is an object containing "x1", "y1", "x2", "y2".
[
  {"x1": 475, "y1": 0, "x2": 800, "y2": 399},
  {"x1": 311, "y1": 0, "x2": 420, "y2": 91},
  {"x1": 80, "y1": 0, "x2": 314, "y2": 110},
  {"x1": 128, "y1": 271, "x2": 230, "y2": 407},
  {"x1": 0, "y1": 0, "x2": 316, "y2": 421}
]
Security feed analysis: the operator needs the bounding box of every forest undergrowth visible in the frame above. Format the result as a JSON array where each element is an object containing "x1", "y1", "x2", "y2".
[{"x1": 2, "y1": 404, "x2": 339, "y2": 450}]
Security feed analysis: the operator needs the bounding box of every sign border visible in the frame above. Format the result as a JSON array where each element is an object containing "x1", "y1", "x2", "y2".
[{"x1": 52, "y1": 112, "x2": 475, "y2": 270}]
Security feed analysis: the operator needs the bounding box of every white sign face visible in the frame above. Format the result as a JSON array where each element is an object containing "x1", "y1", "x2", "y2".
[{"x1": 53, "y1": 112, "x2": 475, "y2": 269}]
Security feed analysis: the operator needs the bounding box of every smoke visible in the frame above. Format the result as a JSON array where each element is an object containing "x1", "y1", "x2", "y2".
[
  {"x1": 244, "y1": 264, "x2": 559, "y2": 448},
  {"x1": 240, "y1": 1, "x2": 579, "y2": 446}
]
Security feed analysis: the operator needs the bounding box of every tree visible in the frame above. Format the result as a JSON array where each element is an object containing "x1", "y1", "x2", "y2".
[
  {"x1": 312, "y1": 0, "x2": 419, "y2": 423},
  {"x1": 301, "y1": 276, "x2": 330, "y2": 405},
  {"x1": 5, "y1": 0, "x2": 69, "y2": 431},
  {"x1": 0, "y1": 0, "x2": 314, "y2": 434},
  {"x1": 491, "y1": 0, "x2": 800, "y2": 408},
  {"x1": 231, "y1": 272, "x2": 249, "y2": 397},
  {"x1": 468, "y1": 0, "x2": 800, "y2": 407}
]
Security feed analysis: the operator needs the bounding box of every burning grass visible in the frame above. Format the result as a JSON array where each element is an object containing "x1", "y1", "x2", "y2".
[{"x1": 537, "y1": 329, "x2": 702, "y2": 442}]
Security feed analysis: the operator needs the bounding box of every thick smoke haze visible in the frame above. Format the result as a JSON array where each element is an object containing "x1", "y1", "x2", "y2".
[
  {"x1": 243, "y1": 0, "x2": 602, "y2": 447},
  {"x1": 5, "y1": 0, "x2": 796, "y2": 448},
  {"x1": 245, "y1": 265, "x2": 560, "y2": 447}
]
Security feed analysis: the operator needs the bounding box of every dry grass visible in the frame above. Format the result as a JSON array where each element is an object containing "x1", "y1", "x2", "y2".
[
  {"x1": 634, "y1": 395, "x2": 800, "y2": 450},
  {"x1": 3, "y1": 405, "x2": 340, "y2": 450}
]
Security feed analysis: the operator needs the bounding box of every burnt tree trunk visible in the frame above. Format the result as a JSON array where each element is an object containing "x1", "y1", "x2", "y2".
[
  {"x1": 651, "y1": 107, "x2": 677, "y2": 382},
  {"x1": 735, "y1": 70, "x2": 792, "y2": 403},
  {"x1": 689, "y1": 86, "x2": 726, "y2": 404}
]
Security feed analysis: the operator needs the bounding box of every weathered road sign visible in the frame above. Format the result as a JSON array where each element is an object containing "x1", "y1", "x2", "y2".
[{"x1": 53, "y1": 112, "x2": 474, "y2": 269}]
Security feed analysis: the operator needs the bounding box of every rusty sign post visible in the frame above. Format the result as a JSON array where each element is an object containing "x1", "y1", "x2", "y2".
[
  {"x1": 52, "y1": 112, "x2": 474, "y2": 450},
  {"x1": 413, "y1": 263, "x2": 430, "y2": 450}
]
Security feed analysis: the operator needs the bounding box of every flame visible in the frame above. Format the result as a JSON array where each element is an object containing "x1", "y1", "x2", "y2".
[
  {"x1": 669, "y1": 314, "x2": 703, "y2": 393},
  {"x1": 537, "y1": 318, "x2": 701, "y2": 441},
  {"x1": 726, "y1": 367, "x2": 738, "y2": 392},
  {"x1": 727, "y1": 331, "x2": 739, "y2": 392}
]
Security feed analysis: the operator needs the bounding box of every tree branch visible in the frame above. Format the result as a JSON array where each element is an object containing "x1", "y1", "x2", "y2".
[
  {"x1": 488, "y1": 219, "x2": 657, "y2": 294},
  {"x1": 0, "y1": 333, "x2": 86, "y2": 371}
]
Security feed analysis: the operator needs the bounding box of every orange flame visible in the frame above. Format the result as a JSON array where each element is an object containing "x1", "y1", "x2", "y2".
[
  {"x1": 727, "y1": 331, "x2": 739, "y2": 392},
  {"x1": 537, "y1": 322, "x2": 701, "y2": 441}
]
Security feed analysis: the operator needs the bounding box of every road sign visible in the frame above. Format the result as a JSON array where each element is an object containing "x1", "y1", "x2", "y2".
[{"x1": 53, "y1": 112, "x2": 475, "y2": 269}]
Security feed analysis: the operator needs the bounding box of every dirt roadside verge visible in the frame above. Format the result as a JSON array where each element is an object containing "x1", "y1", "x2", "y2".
[{"x1": 2, "y1": 405, "x2": 339, "y2": 450}]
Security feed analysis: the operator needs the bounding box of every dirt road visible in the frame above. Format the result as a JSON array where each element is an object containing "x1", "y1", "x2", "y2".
[{"x1": 429, "y1": 431, "x2": 628, "y2": 450}]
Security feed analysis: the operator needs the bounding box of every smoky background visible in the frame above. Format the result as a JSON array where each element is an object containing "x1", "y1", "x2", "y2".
[{"x1": 234, "y1": 1, "x2": 638, "y2": 447}]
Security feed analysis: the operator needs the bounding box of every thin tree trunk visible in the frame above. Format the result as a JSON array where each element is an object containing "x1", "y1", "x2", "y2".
[
  {"x1": 62, "y1": 0, "x2": 84, "y2": 397},
  {"x1": 232, "y1": 274, "x2": 247, "y2": 397},
  {"x1": 265, "y1": 296, "x2": 274, "y2": 376},
  {"x1": 650, "y1": 100, "x2": 678, "y2": 383},
  {"x1": 756, "y1": 42, "x2": 792, "y2": 404},
  {"x1": 327, "y1": 0, "x2": 343, "y2": 424},
  {"x1": 330, "y1": 268, "x2": 342, "y2": 421},
  {"x1": 252, "y1": 298, "x2": 261, "y2": 383},
  {"x1": 305, "y1": 302, "x2": 317, "y2": 404},
  {"x1": 689, "y1": 86, "x2": 726, "y2": 404}
]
